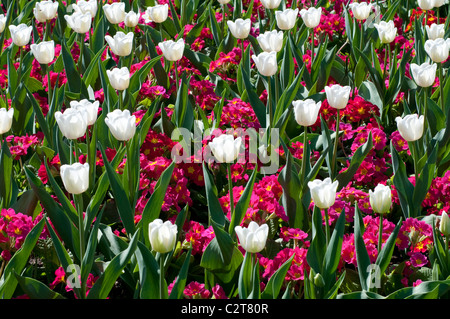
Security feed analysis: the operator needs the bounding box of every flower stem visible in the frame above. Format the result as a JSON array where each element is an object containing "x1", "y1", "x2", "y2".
[
  {"x1": 174, "y1": 60, "x2": 179, "y2": 94},
  {"x1": 118, "y1": 90, "x2": 123, "y2": 111},
  {"x1": 331, "y1": 109, "x2": 340, "y2": 178},
  {"x1": 227, "y1": 163, "x2": 234, "y2": 218},
  {"x1": 439, "y1": 63, "x2": 444, "y2": 112},
  {"x1": 160, "y1": 253, "x2": 165, "y2": 299},
  {"x1": 126, "y1": 141, "x2": 135, "y2": 205},
  {"x1": 324, "y1": 208, "x2": 330, "y2": 246},
  {"x1": 411, "y1": 141, "x2": 419, "y2": 182},
  {"x1": 378, "y1": 213, "x2": 383, "y2": 255},
  {"x1": 423, "y1": 87, "x2": 428, "y2": 140},
  {"x1": 268, "y1": 76, "x2": 273, "y2": 128},
  {"x1": 46, "y1": 64, "x2": 52, "y2": 109},
  {"x1": 74, "y1": 193, "x2": 86, "y2": 298},
  {"x1": 78, "y1": 33, "x2": 84, "y2": 75},
  {"x1": 301, "y1": 125, "x2": 308, "y2": 181}
]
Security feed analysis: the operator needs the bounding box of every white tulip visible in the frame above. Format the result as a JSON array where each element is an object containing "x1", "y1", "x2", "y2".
[
  {"x1": 252, "y1": 51, "x2": 278, "y2": 77},
  {"x1": 227, "y1": 18, "x2": 251, "y2": 39},
  {"x1": 299, "y1": 7, "x2": 322, "y2": 29},
  {"x1": 257, "y1": 30, "x2": 284, "y2": 53},
  {"x1": 308, "y1": 178, "x2": 339, "y2": 209},
  {"x1": 30, "y1": 40, "x2": 55, "y2": 64},
  {"x1": 217, "y1": 0, "x2": 231, "y2": 4},
  {"x1": 34, "y1": 1, "x2": 59, "y2": 23},
  {"x1": 158, "y1": 38, "x2": 185, "y2": 62},
  {"x1": 439, "y1": 211, "x2": 450, "y2": 236},
  {"x1": 292, "y1": 99, "x2": 321, "y2": 127},
  {"x1": 124, "y1": 11, "x2": 139, "y2": 28},
  {"x1": 325, "y1": 84, "x2": 351, "y2": 110},
  {"x1": 106, "y1": 67, "x2": 130, "y2": 91},
  {"x1": 64, "y1": 11, "x2": 92, "y2": 34},
  {"x1": 103, "y1": 2, "x2": 126, "y2": 24},
  {"x1": 148, "y1": 219, "x2": 178, "y2": 253},
  {"x1": 72, "y1": 0, "x2": 98, "y2": 17},
  {"x1": 0, "y1": 14, "x2": 6, "y2": 33},
  {"x1": 410, "y1": 62, "x2": 437, "y2": 88},
  {"x1": 275, "y1": 8, "x2": 299, "y2": 30},
  {"x1": 349, "y1": 2, "x2": 373, "y2": 21},
  {"x1": 60, "y1": 162, "x2": 90, "y2": 194},
  {"x1": 417, "y1": 0, "x2": 435, "y2": 10},
  {"x1": 426, "y1": 23, "x2": 445, "y2": 40},
  {"x1": 235, "y1": 221, "x2": 269, "y2": 253},
  {"x1": 425, "y1": 38, "x2": 449, "y2": 63},
  {"x1": 369, "y1": 184, "x2": 392, "y2": 214},
  {"x1": 55, "y1": 108, "x2": 88, "y2": 140},
  {"x1": 395, "y1": 114, "x2": 425, "y2": 142},
  {"x1": 105, "y1": 109, "x2": 136, "y2": 141},
  {"x1": 69, "y1": 99, "x2": 99, "y2": 126},
  {"x1": 434, "y1": 0, "x2": 446, "y2": 7},
  {"x1": 105, "y1": 31, "x2": 134, "y2": 57},
  {"x1": 0, "y1": 108, "x2": 14, "y2": 135},
  {"x1": 9, "y1": 24, "x2": 33, "y2": 46},
  {"x1": 208, "y1": 134, "x2": 242, "y2": 163},
  {"x1": 260, "y1": 0, "x2": 282, "y2": 9},
  {"x1": 143, "y1": 4, "x2": 169, "y2": 23},
  {"x1": 374, "y1": 20, "x2": 397, "y2": 44}
]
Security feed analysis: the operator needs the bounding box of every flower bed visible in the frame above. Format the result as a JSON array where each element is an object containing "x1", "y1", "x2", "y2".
[{"x1": 0, "y1": 0, "x2": 449, "y2": 300}]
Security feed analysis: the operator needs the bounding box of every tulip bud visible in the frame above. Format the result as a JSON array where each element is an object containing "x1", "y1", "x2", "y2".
[
  {"x1": 0, "y1": 14, "x2": 6, "y2": 33},
  {"x1": 348, "y1": 2, "x2": 373, "y2": 21},
  {"x1": 369, "y1": 184, "x2": 392, "y2": 214},
  {"x1": 257, "y1": 30, "x2": 284, "y2": 53},
  {"x1": 72, "y1": 0, "x2": 98, "y2": 17},
  {"x1": 103, "y1": 2, "x2": 126, "y2": 24},
  {"x1": 417, "y1": 0, "x2": 434, "y2": 10},
  {"x1": 69, "y1": 99, "x2": 99, "y2": 126},
  {"x1": 55, "y1": 108, "x2": 88, "y2": 140},
  {"x1": 208, "y1": 134, "x2": 242, "y2": 163},
  {"x1": 143, "y1": 4, "x2": 169, "y2": 23},
  {"x1": 275, "y1": 8, "x2": 299, "y2": 30},
  {"x1": 424, "y1": 38, "x2": 450, "y2": 63},
  {"x1": 105, "y1": 31, "x2": 134, "y2": 57},
  {"x1": 60, "y1": 162, "x2": 90, "y2": 194},
  {"x1": 148, "y1": 219, "x2": 178, "y2": 253},
  {"x1": 227, "y1": 18, "x2": 251, "y2": 39},
  {"x1": 34, "y1": 1, "x2": 59, "y2": 23},
  {"x1": 106, "y1": 67, "x2": 130, "y2": 91},
  {"x1": 292, "y1": 99, "x2": 321, "y2": 127},
  {"x1": 325, "y1": 84, "x2": 351, "y2": 110},
  {"x1": 308, "y1": 178, "x2": 339, "y2": 209},
  {"x1": 395, "y1": 114, "x2": 424, "y2": 142},
  {"x1": 124, "y1": 11, "x2": 139, "y2": 28},
  {"x1": 30, "y1": 40, "x2": 55, "y2": 65},
  {"x1": 234, "y1": 221, "x2": 269, "y2": 253},
  {"x1": 425, "y1": 23, "x2": 445, "y2": 40},
  {"x1": 314, "y1": 273, "x2": 325, "y2": 288},
  {"x1": 252, "y1": 51, "x2": 278, "y2": 77},
  {"x1": 410, "y1": 62, "x2": 437, "y2": 88},
  {"x1": 105, "y1": 109, "x2": 136, "y2": 141},
  {"x1": 64, "y1": 11, "x2": 92, "y2": 34},
  {"x1": 260, "y1": 0, "x2": 282, "y2": 9},
  {"x1": 374, "y1": 20, "x2": 397, "y2": 44},
  {"x1": 299, "y1": 7, "x2": 322, "y2": 29},
  {"x1": 439, "y1": 211, "x2": 450, "y2": 237},
  {"x1": 9, "y1": 24, "x2": 33, "y2": 47},
  {"x1": 0, "y1": 108, "x2": 14, "y2": 135},
  {"x1": 158, "y1": 38, "x2": 185, "y2": 62}
]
